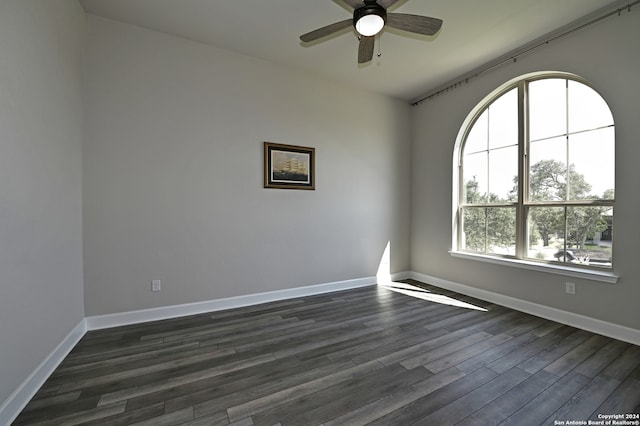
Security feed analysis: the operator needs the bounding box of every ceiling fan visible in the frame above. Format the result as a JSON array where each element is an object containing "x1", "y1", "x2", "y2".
[{"x1": 300, "y1": 0, "x2": 443, "y2": 64}]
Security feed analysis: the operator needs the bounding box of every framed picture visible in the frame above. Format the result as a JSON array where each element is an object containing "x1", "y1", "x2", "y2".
[{"x1": 264, "y1": 142, "x2": 315, "y2": 190}]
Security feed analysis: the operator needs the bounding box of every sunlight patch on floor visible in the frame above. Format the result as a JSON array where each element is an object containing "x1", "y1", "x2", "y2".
[{"x1": 379, "y1": 282, "x2": 488, "y2": 311}]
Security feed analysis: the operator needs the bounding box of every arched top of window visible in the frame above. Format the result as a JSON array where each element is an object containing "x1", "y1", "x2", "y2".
[{"x1": 456, "y1": 72, "x2": 614, "y2": 166}]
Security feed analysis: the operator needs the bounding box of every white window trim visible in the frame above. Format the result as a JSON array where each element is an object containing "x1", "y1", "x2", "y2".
[
  {"x1": 449, "y1": 251, "x2": 619, "y2": 284},
  {"x1": 451, "y1": 71, "x2": 617, "y2": 283}
]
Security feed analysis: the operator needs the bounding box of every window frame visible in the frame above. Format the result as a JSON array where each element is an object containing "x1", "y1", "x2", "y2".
[{"x1": 451, "y1": 72, "x2": 618, "y2": 283}]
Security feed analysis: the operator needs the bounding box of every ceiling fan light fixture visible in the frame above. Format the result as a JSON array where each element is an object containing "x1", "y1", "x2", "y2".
[
  {"x1": 356, "y1": 14, "x2": 384, "y2": 36},
  {"x1": 353, "y1": 3, "x2": 387, "y2": 37}
]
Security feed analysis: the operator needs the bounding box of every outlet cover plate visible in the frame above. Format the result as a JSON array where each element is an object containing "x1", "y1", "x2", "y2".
[{"x1": 565, "y1": 282, "x2": 576, "y2": 295}]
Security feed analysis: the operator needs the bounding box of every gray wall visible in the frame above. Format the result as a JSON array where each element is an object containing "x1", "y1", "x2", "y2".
[
  {"x1": 411, "y1": 10, "x2": 640, "y2": 330},
  {"x1": 82, "y1": 16, "x2": 412, "y2": 316},
  {"x1": 0, "y1": 0, "x2": 85, "y2": 406}
]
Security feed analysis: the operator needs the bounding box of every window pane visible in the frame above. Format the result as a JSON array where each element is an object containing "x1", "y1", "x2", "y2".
[
  {"x1": 489, "y1": 88, "x2": 518, "y2": 150},
  {"x1": 463, "y1": 152, "x2": 488, "y2": 203},
  {"x1": 465, "y1": 110, "x2": 488, "y2": 154},
  {"x1": 529, "y1": 137, "x2": 567, "y2": 202},
  {"x1": 489, "y1": 146, "x2": 518, "y2": 202},
  {"x1": 487, "y1": 207, "x2": 516, "y2": 255},
  {"x1": 462, "y1": 207, "x2": 486, "y2": 252},
  {"x1": 568, "y1": 127, "x2": 615, "y2": 200},
  {"x1": 566, "y1": 206, "x2": 613, "y2": 268},
  {"x1": 568, "y1": 80, "x2": 614, "y2": 133},
  {"x1": 529, "y1": 79, "x2": 567, "y2": 141},
  {"x1": 527, "y1": 206, "x2": 565, "y2": 260}
]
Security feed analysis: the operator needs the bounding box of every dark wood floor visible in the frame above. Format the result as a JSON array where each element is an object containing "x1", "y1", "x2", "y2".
[{"x1": 13, "y1": 280, "x2": 640, "y2": 426}]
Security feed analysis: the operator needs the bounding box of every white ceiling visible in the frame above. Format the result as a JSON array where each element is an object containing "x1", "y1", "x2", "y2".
[{"x1": 80, "y1": 0, "x2": 623, "y2": 101}]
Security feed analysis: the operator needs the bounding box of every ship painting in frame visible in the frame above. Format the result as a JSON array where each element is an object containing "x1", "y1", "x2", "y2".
[{"x1": 264, "y1": 142, "x2": 315, "y2": 190}]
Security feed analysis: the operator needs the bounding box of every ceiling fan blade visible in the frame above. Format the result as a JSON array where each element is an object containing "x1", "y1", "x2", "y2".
[
  {"x1": 342, "y1": 0, "x2": 365, "y2": 9},
  {"x1": 300, "y1": 19, "x2": 353, "y2": 42},
  {"x1": 358, "y1": 36, "x2": 375, "y2": 64},
  {"x1": 376, "y1": 0, "x2": 401, "y2": 9},
  {"x1": 386, "y1": 13, "x2": 443, "y2": 36}
]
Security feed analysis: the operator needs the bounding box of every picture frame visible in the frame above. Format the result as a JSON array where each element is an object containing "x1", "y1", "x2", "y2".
[{"x1": 264, "y1": 142, "x2": 315, "y2": 190}]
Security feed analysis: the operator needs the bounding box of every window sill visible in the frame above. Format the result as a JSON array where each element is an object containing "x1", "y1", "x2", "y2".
[{"x1": 449, "y1": 251, "x2": 619, "y2": 284}]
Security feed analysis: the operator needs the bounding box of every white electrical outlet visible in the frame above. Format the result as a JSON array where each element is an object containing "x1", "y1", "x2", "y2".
[
  {"x1": 151, "y1": 280, "x2": 161, "y2": 292},
  {"x1": 565, "y1": 282, "x2": 576, "y2": 295}
]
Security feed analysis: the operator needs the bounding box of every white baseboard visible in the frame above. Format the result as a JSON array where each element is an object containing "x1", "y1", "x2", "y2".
[
  {"x1": 409, "y1": 271, "x2": 640, "y2": 346},
  {"x1": 86, "y1": 276, "x2": 377, "y2": 331},
  {"x1": 0, "y1": 319, "x2": 87, "y2": 426},
  {"x1": 390, "y1": 271, "x2": 412, "y2": 282}
]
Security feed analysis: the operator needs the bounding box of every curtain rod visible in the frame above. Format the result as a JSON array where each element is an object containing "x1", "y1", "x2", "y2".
[{"x1": 411, "y1": 0, "x2": 639, "y2": 106}]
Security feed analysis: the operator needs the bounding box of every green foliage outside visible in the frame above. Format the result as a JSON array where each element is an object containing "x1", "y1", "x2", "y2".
[
  {"x1": 463, "y1": 159, "x2": 612, "y2": 254},
  {"x1": 462, "y1": 180, "x2": 515, "y2": 252}
]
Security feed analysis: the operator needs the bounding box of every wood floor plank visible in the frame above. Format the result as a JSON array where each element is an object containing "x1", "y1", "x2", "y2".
[
  {"x1": 12, "y1": 282, "x2": 640, "y2": 426},
  {"x1": 593, "y1": 377, "x2": 640, "y2": 419},
  {"x1": 518, "y1": 328, "x2": 593, "y2": 374},
  {"x1": 128, "y1": 406, "x2": 194, "y2": 426},
  {"x1": 126, "y1": 355, "x2": 347, "y2": 413},
  {"x1": 601, "y1": 345, "x2": 640, "y2": 380},
  {"x1": 95, "y1": 353, "x2": 277, "y2": 405},
  {"x1": 415, "y1": 367, "x2": 531, "y2": 425},
  {"x1": 51, "y1": 345, "x2": 235, "y2": 387},
  {"x1": 58, "y1": 347, "x2": 238, "y2": 393},
  {"x1": 60, "y1": 339, "x2": 174, "y2": 367},
  {"x1": 12, "y1": 395, "x2": 100, "y2": 425},
  {"x1": 158, "y1": 316, "x2": 302, "y2": 343},
  {"x1": 15, "y1": 401, "x2": 126, "y2": 426},
  {"x1": 573, "y1": 338, "x2": 630, "y2": 378},
  {"x1": 400, "y1": 331, "x2": 493, "y2": 370},
  {"x1": 250, "y1": 364, "x2": 431, "y2": 426},
  {"x1": 421, "y1": 308, "x2": 494, "y2": 331},
  {"x1": 543, "y1": 334, "x2": 612, "y2": 377},
  {"x1": 499, "y1": 371, "x2": 592, "y2": 425},
  {"x1": 191, "y1": 411, "x2": 230, "y2": 426},
  {"x1": 78, "y1": 402, "x2": 165, "y2": 426},
  {"x1": 182, "y1": 358, "x2": 356, "y2": 418},
  {"x1": 375, "y1": 327, "x2": 483, "y2": 367},
  {"x1": 486, "y1": 325, "x2": 577, "y2": 374},
  {"x1": 18, "y1": 392, "x2": 81, "y2": 413},
  {"x1": 345, "y1": 327, "x2": 451, "y2": 363},
  {"x1": 206, "y1": 319, "x2": 323, "y2": 350},
  {"x1": 501, "y1": 315, "x2": 549, "y2": 337},
  {"x1": 225, "y1": 359, "x2": 385, "y2": 422},
  {"x1": 51, "y1": 341, "x2": 201, "y2": 377},
  {"x1": 544, "y1": 374, "x2": 621, "y2": 423},
  {"x1": 367, "y1": 367, "x2": 499, "y2": 425},
  {"x1": 423, "y1": 333, "x2": 513, "y2": 374},
  {"x1": 456, "y1": 328, "x2": 546, "y2": 374},
  {"x1": 437, "y1": 308, "x2": 515, "y2": 333},
  {"x1": 456, "y1": 369, "x2": 559, "y2": 426},
  {"x1": 298, "y1": 324, "x2": 428, "y2": 362},
  {"x1": 273, "y1": 325, "x2": 384, "y2": 359},
  {"x1": 322, "y1": 366, "x2": 467, "y2": 426},
  {"x1": 361, "y1": 300, "x2": 448, "y2": 328}
]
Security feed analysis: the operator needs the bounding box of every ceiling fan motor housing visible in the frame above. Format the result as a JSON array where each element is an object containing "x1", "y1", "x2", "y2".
[{"x1": 353, "y1": 1, "x2": 387, "y2": 30}]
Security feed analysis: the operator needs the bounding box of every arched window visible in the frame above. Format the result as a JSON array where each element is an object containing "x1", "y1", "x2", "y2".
[{"x1": 453, "y1": 72, "x2": 615, "y2": 272}]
